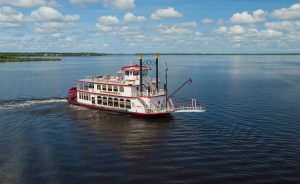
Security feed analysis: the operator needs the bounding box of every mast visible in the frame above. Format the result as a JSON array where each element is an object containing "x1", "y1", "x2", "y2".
[
  {"x1": 155, "y1": 53, "x2": 159, "y2": 90},
  {"x1": 139, "y1": 52, "x2": 143, "y2": 95}
]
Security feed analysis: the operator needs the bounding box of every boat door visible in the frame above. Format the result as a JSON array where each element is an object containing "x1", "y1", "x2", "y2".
[{"x1": 92, "y1": 97, "x2": 95, "y2": 104}]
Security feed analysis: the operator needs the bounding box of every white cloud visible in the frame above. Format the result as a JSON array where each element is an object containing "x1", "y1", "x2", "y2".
[
  {"x1": 271, "y1": 3, "x2": 300, "y2": 19},
  {"x1": 96, "y1": 24, "x2": 112, "y2": 32},
  {"x1": 215, "y1": 26, "x2": 228, "y2": 34},
  {"x1": 158, "y1": 24, "x2": 191, "y2": 35},
  {"x1": 51, "y1": 32, "x2": 62, "y2": 38},
  {"x1": 195, "y1": 31, "x2": 202, "y2": 36},
  {"x1": 231, "y1": 9, "x2": 267, "y2": 24},
  {"x1": 69, "y1": 0, "x2": 135, "y2": 10},
  {"x1": 96, "y1": 15, "x2": 120, "y2": 26},
  {"x1": 35, "y1": 22, "x2": 65, "y2": 32},
  {"x1": 118, "y1": 26, "x2": 140, "y2": 36},
  {"x1": 229, "y1": 25, "x2": 246, "y2": 34},
  {"x1": 175, "y1": 21, "x2": 197, "y2": 28},
  {"x1": 156, "y1": 22, "x2": 197, "y2": 37},
  {"x1": 95, "y1": 15, "x2": 120, "y2": 32},
  {"x1": 265, "y1": 21, "x2": 300, "y2": 30},
  {"x1": 0, "y1": 0, "x2": 58, "y2": 7},
  {"x1": 96, "y1": 13, "x2": 145, "y2": 32},
  {"x1": 259, "y1": 29, "x2": 283, "y2": 37},
  {"x1": 123, "y1": 12, "x2": 145, "y2": 23},
  {"x1": 162, "y1": 27, "x2": 191, "y2": 34},
  {"x1": 0, "y1": 6, "x2": 24, "y2": 27},
  {"x1": 28, "y1": 6, "x2": 80, "y2": 22},
  {"x1": 65, "y1": 15, "x2": 80, "y2": 21},
  {"x1": 112, "y1": 0, "x2": 135, "y2": 10},
  {"x1": 151, "y1": 7, "x2": 183, "y2": 20},
  {"x1": 201, "y1": 19, "x2": 213, "y2": 25},
  {"x1": 26, "y1": 6, "x2": 79, "y2": 33}
]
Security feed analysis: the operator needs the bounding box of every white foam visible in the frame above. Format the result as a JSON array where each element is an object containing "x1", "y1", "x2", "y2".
[{"x1": 0, "y1": 99, "x2": 68, "y2": 111}]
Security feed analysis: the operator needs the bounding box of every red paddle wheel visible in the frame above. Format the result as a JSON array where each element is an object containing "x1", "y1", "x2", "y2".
[{"x1": 68, "y1": 87, "x2": 77, "y2": 104}]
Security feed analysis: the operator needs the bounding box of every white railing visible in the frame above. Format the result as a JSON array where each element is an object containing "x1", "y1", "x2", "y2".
[
  {"x1": 175, "y1": 98, "x2": 206, "y2": 113},
  {"x1": 138, "y1": 89, "x2": 165, "y2": 97},
  {"x1": 175, "y1": 105, "x2": 205, "y2": 112},
  {"x1": 91, "y1": 76, "x2": 125, "y2": 84}
]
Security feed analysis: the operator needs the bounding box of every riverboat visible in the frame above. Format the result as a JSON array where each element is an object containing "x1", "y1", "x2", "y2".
[{"x1": 68, "y1": 53, "x2": 205, "y2": 117}]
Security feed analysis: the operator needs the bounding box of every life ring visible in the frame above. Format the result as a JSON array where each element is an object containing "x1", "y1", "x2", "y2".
[{"x1": 136, "y1": 76, "x2": 140, "y2": 80}]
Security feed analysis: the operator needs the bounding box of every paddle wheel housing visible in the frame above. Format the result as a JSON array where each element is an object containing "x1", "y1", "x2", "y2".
[{"x1": 68, "y1": 87, "x2": 77, "y2": 104}]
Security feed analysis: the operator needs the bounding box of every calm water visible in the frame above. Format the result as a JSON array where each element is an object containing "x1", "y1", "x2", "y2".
[{"x1": 0, "y1": 55, "x2": 300, "y2": 184}]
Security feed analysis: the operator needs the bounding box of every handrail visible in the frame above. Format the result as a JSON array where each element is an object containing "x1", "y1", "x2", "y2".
[{"x1": 137, "y1": 96, "x2": 148, "y2": 109}]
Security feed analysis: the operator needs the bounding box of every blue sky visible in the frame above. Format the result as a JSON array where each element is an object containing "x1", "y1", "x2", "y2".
[{"x1": 1, "y1": 0, "x2": 300, "y2": 53}]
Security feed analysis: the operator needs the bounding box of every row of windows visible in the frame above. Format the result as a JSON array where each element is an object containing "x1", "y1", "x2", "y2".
[
  {"x1": 79, "y1": 92, "x2": 90, "y2": 101},
  {"x1": 79, "y1": 92, "x2": 132, "y2": 109},
  {"x1": 96, "y1": 85, "x2": 124, "y2": 93},
  {"x1": 97, "y1": 96, "x2": 131, "y2": 109},
  {"x1": 125, "y1": 71, "x2": 139, "y2": 76}
]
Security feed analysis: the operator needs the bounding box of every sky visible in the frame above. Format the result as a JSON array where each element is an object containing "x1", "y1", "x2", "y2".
[{"x1": 1, "y1": 0, "x2": 300, "y2": 53}]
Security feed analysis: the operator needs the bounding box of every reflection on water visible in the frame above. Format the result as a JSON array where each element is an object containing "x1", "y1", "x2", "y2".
[{"x1": 69, "y1": 105, "x2": 175, "y2": 150}]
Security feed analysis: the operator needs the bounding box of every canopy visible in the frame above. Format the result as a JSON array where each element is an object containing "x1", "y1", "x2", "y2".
[{"x1": 121, "y1": 64, "x2": 151, "y2": 71}]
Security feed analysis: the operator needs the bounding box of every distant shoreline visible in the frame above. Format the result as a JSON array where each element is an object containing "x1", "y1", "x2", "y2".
[
  {"x1": 0, "y1": 52, "x2": 105, "y2": 62},
  {"x1": 1, "y1": 52, "x2": 299, "y2": 62}
]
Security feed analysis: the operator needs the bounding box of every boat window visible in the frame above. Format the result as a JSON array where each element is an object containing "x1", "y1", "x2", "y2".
[
  {"x1": 108, "y1": 97, "x2": 113, "y2": 106},
  {"x1": 97, "y1": 96, "x2": 102, "y2": 105},
  {"x1": 125, "y1": 99, "x2": 131, "y2": 109},
  {"x1": 97, "y1": 85, "x2": 101, "y2": 90},
  {"x1": 158, "y1": 101, "x2": 160, "y2": 104},
  {"x1": 113, "y1": 86, "x2": 118, "y2": 92},
  {"x1": 119, "y1": 86, "x2": 124, "y2": 92},
  {"x1": 133, "y1": 71, "x2": 139, "y2": 76},
  {"x1": 103, "y1": 97, "x2": 107, "y2": 105},
  {"x1": 102, "y1": 85, "x2": 107, "y2": 91},
  {"x1": 120, "y1": 99, "x2": 125, "y2": 108},
  {"x1": 108, "y1": 85, "x2": 112, "y2": 92},
  {"x1": 125, "y1": 71, "x2": 129, "y2": 75},
  {"x1": 114, "y1": 98, "x2": 118, "y2": 107}
]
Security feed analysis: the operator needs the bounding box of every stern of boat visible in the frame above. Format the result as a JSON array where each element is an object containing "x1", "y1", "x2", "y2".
[{"x1": 68, "y1": 87, "x2": 77, "y2": 104}]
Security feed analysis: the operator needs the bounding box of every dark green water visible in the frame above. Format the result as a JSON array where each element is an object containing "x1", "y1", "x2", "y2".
[{"x1": 0, "y1": 55, "x2": 299, "y2": 183}]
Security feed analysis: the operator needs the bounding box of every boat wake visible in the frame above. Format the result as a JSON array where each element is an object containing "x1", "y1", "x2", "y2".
[{"x1": 0, "y1": 98, "x2": 68, "y2": 111}]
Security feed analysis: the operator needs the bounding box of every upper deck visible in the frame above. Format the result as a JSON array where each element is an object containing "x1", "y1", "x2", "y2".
[{"x1": 76, "y1": 63, "x2": 165, "y2": 98}]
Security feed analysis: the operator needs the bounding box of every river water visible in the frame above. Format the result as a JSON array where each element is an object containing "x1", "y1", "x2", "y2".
[{"x1": 0, "y1": 55, "x2": 300, "y2": 183}]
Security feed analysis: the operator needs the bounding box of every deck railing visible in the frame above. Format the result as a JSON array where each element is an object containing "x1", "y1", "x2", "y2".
[
  {"x1": 175, "y1": 105, "x2": 205, "y2": 112},
  {"x1": 138, "y1": 89, "x2": 165, "y2": 97},
  {"x1": 91, "y1": 76, "x2": 125, "y2": 84}
]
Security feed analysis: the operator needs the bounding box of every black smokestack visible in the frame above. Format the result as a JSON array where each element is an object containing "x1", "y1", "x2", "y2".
[
  {"x1": 155, "y1": 53, "x2": 159, "y2": 90},
  {"x1": 139, "y1": 52, "x2": 143, "y2": 94}
]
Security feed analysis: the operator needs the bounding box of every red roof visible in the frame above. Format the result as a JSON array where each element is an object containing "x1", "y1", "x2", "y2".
[{"x1": 121, "y1": 65, "x2": 151, "y2": 71}]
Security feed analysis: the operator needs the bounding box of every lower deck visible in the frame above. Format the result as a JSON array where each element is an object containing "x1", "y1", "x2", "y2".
[
  {"x1": 70, "y1": 100, "x2": 172, "y2": 117},
  {"x1": 76, "y1": 91, "x2": 174, "y2": 114}
]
